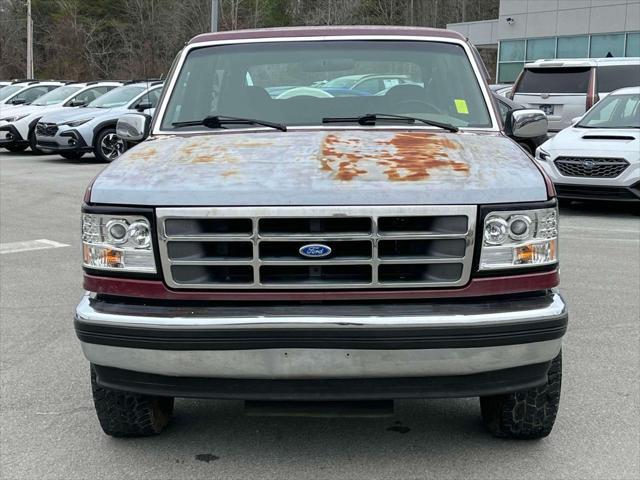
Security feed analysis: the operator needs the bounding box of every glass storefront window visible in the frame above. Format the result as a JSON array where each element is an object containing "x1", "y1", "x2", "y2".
[
  {"x1": 590, "y1": 34, "x2": 624, "y2": 58},
  {"x1": 557, "y1": 36, "x2": 589, "y2": 58},
  {"x1": 626, "y1": 33, "x2": 640, "y2": 57},
  {"x1": 526, "y1": 38, "x2": 556, "y2": 61},
  {"x1": 497, "y1": 62, "x2": 524, "y2": 83},
  {"x1": 499, "y1": 40, "x2": 525, "y2": 62}
]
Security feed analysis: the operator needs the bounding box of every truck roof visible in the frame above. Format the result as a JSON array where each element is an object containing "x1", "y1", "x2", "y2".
[{"x1": 189, "y1": 26, "x2": 466, "y2": 45}]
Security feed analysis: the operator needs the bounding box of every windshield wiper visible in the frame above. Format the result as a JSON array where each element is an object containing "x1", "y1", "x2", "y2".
[
  {"x1": 172, "y1": 115, "x2": 287, "y2": 132},
  {"x1": 322, "y1": 113, "x2": 459, "y2": 132}
]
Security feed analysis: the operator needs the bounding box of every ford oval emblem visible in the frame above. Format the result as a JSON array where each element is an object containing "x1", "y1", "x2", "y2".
[{"x1": 299, "y1": 244, "x2": 332, "y2": 258}]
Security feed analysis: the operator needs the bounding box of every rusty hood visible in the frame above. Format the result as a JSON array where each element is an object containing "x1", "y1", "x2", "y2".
[{"x1": 90, "y1": 130, "x2": 548, "y2": 206}]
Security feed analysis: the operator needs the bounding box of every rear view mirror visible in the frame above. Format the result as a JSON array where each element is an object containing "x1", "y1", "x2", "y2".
[
  {"x1": 571, "y1": 116, "x2": 582, "y2": 125},
  {"x1": 68, "y1": 100, "x2": 86, "y2": 107},
  {"x1": 506, "y1": 109, "x2": 548, "y2": 139},
  {"x1": 10, "y1": 98, "x2": 26, "y2": 105},
  {"x1": 117, "y1": 113, "x2": 150, "y2": 143}
]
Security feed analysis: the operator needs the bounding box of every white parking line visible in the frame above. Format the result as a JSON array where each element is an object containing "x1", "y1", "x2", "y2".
[{"x1": 0, "y1": 239, "x2": 70, "y2": 254}]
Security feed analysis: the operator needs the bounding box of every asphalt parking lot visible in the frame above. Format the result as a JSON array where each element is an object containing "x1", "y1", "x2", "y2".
[{"x1": 0, "y1": 150, "x2": 638, "y2": 480}]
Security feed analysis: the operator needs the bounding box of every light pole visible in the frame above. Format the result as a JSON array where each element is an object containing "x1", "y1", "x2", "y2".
[
  {"x1": 26, "y1": 0, "x2": 33, "y2": 78},
  {"x1": 210, "y1": 0, "x2": 218, "y2": 32}
]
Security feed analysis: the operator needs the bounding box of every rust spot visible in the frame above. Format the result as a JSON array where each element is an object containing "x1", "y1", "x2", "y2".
[
  {"x1": 192, "y1": 154, "x2": 216, "y2": 163},
  {"x1": 320, "y1": 132, "x2": 468, "y2": 182},
  {"x1": 321, "y1": 134, "x2": 369, "y2": 181},
  {"x1": 376, "y1": 132, "x2": 468, "y2": 182},
  {"x1": 125, "y1": 147, "x2": 157, "y2": 161},
  {"x1": 233, "y1": 141, "x2": 274, "y2": 148},
  {"x1": 319, "y1": 158, "x2": 333, "y2": 172},
  {"x1": 221, "y1": 170, "x2": 238, "y2": 177}
]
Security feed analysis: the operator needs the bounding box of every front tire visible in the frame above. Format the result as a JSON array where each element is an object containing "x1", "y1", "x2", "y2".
[
  {"x1": 28, "y1": 129, "x2": 44, "y2": 154},
  {"x1": 90, "y1": 365, "x2": 174, "y2": 437},
  {"x1": 5, "y1": 144, "x2": 28, "y2": 153},
  {"x1": 94, "y1": 127, "x2": 125, "y2": 163},
  {"x1": 480, "y1": 351, "x2": 562, "y2": 439}
]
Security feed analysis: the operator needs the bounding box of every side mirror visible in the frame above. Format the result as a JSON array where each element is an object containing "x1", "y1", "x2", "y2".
[
  {"x1": 116, "y1": 113, "x2": 150, "y2": 143},
  {"x1": 505, "y1": 109, "x2": 548, "y2": 139},
  {"x1": 10, "y1": 98, "x2": 26, "y2": 105},
  {"x1": 135, "y1": 102, "x2": 152, "y2": 112},
  {"x1": 68, "y1": 100, "x2": 86, "y2": 107},
  {"x1": 571, "y1": 116, "x2": 582, "y2": 125}
]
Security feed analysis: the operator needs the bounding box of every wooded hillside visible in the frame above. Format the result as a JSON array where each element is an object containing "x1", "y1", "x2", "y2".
[{"x1": 0, "y1": 0, "x2": 498, "y2": 80}]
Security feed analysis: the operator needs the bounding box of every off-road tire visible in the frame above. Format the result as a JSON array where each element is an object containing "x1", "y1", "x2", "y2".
[
  {"x1": 90, "y1": 365, "x2": 174, "y2": 437},
  {"x1": 28, "y1": 129, "x2": 44, "y2": 154},
  {"x1": 480, "y1": 351, "x2": 561, "y2": 439},
  {"x1": 60, "y1": 151, "x2": 85, "y2": 160},
  {"x1": 4, "y1": 144, "x2": 28, "y2": 153},
  {"x1": 94, "y1": 127, "x2": 125, "y2": 163}
]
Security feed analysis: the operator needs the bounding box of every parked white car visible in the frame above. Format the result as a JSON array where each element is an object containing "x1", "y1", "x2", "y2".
[
  {"x1": 512, "y1": 57, "x2": 640, "y2": 135},
  {"x1": 0, "y1": 80, "x2": 62, "y2": 110},
  {"x1": 36, "y1": 81, "x2": 163, "y2": 161},
  {"x1": 535, "y1": 86, "x2": 640, "y2": 203},
  {"x1": 0, "y1": 81, "x2": 122, "y2": 153}
]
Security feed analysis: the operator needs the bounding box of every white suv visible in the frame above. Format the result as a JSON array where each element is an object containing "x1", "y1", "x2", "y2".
[
  {"x1": 511, "y1": 57, "x2": 640, "y2": 134},
  {"x1": 0, "y1": 81, "x2": 122, "y2": 154},
  {"x1": 535, "y1": 86, "x2": 639, "y2": 203}
]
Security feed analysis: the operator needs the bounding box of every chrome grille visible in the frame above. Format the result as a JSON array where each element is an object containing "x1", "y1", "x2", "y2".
[
  {"x1": 554, "y1": 157, "x2": 629, "y2": 178},
  {"x1": 156, "y1": 206, "x2": 476, "y2": 289},
  {"x1": 36, "y1": 122, "x2": 58, "y2": 137}
]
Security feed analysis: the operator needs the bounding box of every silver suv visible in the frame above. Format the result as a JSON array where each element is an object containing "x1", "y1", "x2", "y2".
[
  {"x1": 511, "y1": 57, "x2": 640, "y2": 134},
  {"x1": 36, "y1": 81, "x2": 163, "y2": 162}
]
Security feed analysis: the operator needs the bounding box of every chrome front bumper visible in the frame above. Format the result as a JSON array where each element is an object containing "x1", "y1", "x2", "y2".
[{"x1": 75, "y1": 292, "x2": 567, "y2": 380}]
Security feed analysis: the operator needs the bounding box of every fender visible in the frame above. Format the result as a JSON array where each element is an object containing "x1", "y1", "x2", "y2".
[{"x1": 92, "y1": 119, "x2": 118, "y2": 146}]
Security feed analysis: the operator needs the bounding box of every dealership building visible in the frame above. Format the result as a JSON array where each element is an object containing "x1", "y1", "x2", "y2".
[{"x1": 447, "y1": 0, "x2": 640, "y2": 82}]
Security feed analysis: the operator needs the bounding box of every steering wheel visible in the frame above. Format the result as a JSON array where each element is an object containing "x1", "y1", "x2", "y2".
[
  {"x1": 395, "y1": 99, "x2": 444, "y2": 115},
  {"x1": 276, "y1": 87, "x2": 334, "y2": 99}
]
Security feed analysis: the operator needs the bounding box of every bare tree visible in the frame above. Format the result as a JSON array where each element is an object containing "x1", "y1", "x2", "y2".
[{"x1": 0, "y1": 0, "x2": 499, "y2": 81}]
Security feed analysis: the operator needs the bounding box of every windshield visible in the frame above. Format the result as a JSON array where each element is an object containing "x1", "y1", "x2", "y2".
[
  {"x1": 31, "y1": 86, "x2": 82, "y2": 105},
  {"x1": 0, "y1": 85, "x2": 23, "y2": 101},
  {"x1": 516, "y1": 67, "x2": 591, "y2": 94},
  {"x1": 597, "y1": 65, "x2": 640, "y2": 93},
  {"x1": 88, "y1": 85, "x2": 145, "y2": 108},
  {"x1": 161, "y1": 41, "x2": 492, "y2": 130},
  {"x1": 578, "y1": 93, "x2": 640, "y2": 129}
]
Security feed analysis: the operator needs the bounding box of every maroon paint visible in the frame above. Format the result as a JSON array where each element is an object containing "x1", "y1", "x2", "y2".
[
  {"x1": 84, "y1": 270, "x2": 559, "y2": 302},
  {"x1": 189, "y1": 26, "x2": 465, "y2": 45}
]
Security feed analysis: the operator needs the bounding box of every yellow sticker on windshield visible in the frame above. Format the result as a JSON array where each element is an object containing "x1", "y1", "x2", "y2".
[{"x1": 454, "y1": 99, "x2": 469, "y2": 114}]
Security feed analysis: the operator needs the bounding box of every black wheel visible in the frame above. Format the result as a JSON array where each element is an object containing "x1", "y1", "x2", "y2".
[
  {"x1": 94, "y1": 127, "x2": 126, "y2": 163},
  {"x1": 60, "y1": 151, "x2": 85, "y2": 160},
  {"x1": 480, "y1": 351, "x2": 562, "y2": 439},
  {"x1": 4, "y1": 144, "x2": 28, "y2": 153},
  {"x1": 90, "y1": 365, "x2": 174, "y2": 437},
  {"x1": 28, "y1": 129, "x2": 44, "y2": 154}
]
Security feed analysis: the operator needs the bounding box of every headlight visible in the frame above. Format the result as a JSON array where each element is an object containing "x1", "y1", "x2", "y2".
[
  {"x1": 64, "y1": 118, "x2": 93, "y2": 127},
  {"x1": 82, "y1": 213, "x2": 156, "y2": 273},
  {"x1": 536, "y1": 148, "x2": 550, "y2": 161},
  {"x1": 1, "y1": 114, "x2": 29, "y2": 122},
  {"x1": 479, "y1": 207, "x2": 558, "y2": 270}
]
